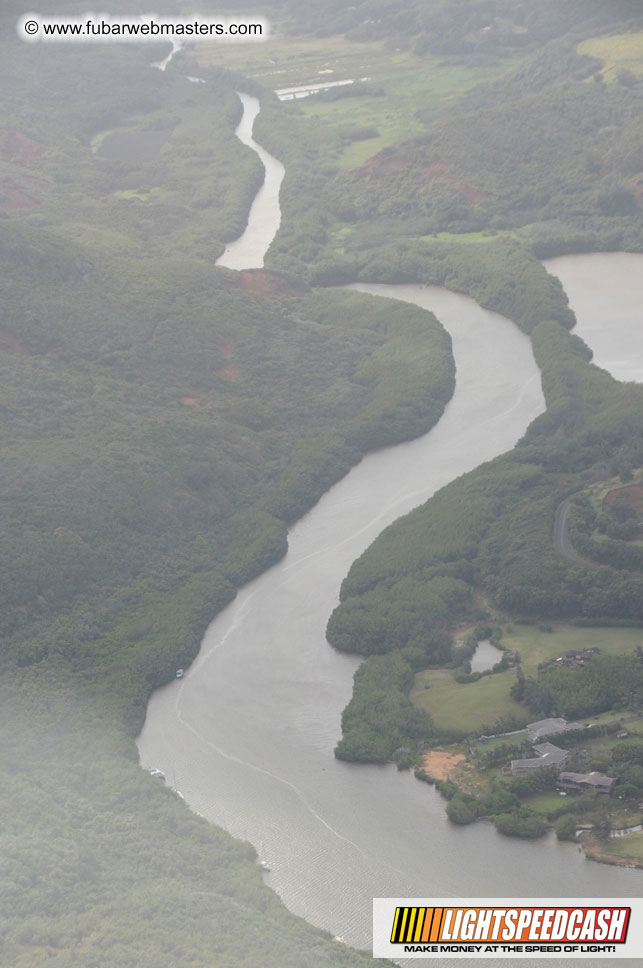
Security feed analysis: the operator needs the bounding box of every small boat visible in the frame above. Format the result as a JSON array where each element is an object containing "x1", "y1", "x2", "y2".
[
  {"x1": 175, "y1": 669, "x2": 184, "y2": 679},
  {"x1": 259, "y1": 859, "x2": 271, "y2": 872},
  {"x1": 149, "y1": 768, "x2": 166, "y2": 779}
]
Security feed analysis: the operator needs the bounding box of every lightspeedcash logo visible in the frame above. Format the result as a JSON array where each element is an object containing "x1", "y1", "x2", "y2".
[{"x1": 373, "y1": 898, "x2": 641, "y2": 958}]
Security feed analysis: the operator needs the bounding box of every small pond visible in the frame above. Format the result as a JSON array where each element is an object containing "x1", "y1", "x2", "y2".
[{"x1": 470, "y1": 639, "x2": 504, "y2": 674}]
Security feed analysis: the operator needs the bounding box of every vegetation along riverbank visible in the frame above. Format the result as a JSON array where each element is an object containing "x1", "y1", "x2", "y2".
[
  {"x1": 1, "y1": 10, "x2": 456, "y2": 966},
  {"x1": 247, "y1": 2, "x2": 643, "y2": 863},
  {"x1": 3, "y1": 0, "x2": 643, "y2": 964}
]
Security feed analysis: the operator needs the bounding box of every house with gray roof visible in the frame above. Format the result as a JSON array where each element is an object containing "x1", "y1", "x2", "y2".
[
  {"x1": 511, "y1": 742, "x2": 570, "y2": 777},
  {"x1": 558, "y1": 771, "x2": 616, "y2": 795},
  {"x1": 526, "y1": 718, "x2": 581, "y2": 742}
]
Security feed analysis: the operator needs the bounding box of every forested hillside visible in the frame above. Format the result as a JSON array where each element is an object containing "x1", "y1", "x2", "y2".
[
  {"x1": 0, "y1": 9, "x2": 457, "y2": 965},
  {"x1": 243, "y1": 4, "x2": 643, "y2": 280},
  {"x1": 251, "y1": 0, "x2": 643, "y2": 852},
  {"x1": 240, "y1": 0, "x2": 643, "y2": 850},
  {"x1": 328, "y1": 318, "x2": 643, "y2": 760},
  {"x1": 3, "y1": 0, "x2": 643, "y2": 959},
  {"x1": 257, "y1": 4, "x2": 643, "y2": 763},
  {"x1": 278, "y1": 0, "x2": 642, "y2": 53}
]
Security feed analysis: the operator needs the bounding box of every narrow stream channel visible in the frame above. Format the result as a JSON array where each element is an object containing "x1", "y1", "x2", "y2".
[
  {"x1": 215, "y1": 93, "x2": 285, "y2": 270},
  {"x1": 138, "y1": 94, "x2": 643, "y2": 959}
]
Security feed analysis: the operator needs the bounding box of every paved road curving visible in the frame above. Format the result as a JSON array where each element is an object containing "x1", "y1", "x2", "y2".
[{"x1": 553, "y1": 497, "x2": 594, "y2": 566}]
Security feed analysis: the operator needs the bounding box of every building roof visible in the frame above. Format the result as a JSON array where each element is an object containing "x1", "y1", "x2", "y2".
[
  {"x1": 580, "y1": 772, "x2": 615, "y2": 788},
  {"x1": 559, "y1": 771, "x2": 615, "y2": 789},
  {"x1": 511, "y1": 743, "x2": 569, "y2": 774},
  {"x1": 526, "y1": 718, "x2": 581, "y2": 741},
  {"x1": 532, "y1": 742, "x2": 570, "y2": 762},
  {"x1": 511, "y1": 757, "x2": 548, "y2": 772}
]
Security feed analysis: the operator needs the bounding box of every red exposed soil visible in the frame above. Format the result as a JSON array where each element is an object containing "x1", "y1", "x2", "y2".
[
  {"x1": 603, "y1": 484, "x2": 643, "y2": 513},
  {"x1": 354, "y1": 152, "x2": 484, "y2": 204},
  {"x1": 0, "y1": 130, "x2": 43, "y2": 166},
  {"x1": 216, "y1": 365, "x2": 241, "y2": 383},
  {"x1": 181, "y1": 397, "x2": 223, "y2": 410},
  {"x1": 0, "y1": 330, "x2": 32, "y2": 355},
  {"x1": 628, "y1": 175, "x2": 643, "y2": 204},
  {"x1": 422, "y1": 160, "x2": 485, "y2": 204},
  {"x1": 0, "y1": 184, "x2": 38, "y2": 210},
  {"x1": 421, "y1": 750, "x2": 466, "y2": 780},
  {"x1": 221, "y1": 269, "x2": 302, "y2": 299},
  {"x1": 359, "y1": 153, "x2": 407, "y2": 175}
]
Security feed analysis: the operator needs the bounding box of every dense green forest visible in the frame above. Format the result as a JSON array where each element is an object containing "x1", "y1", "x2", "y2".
[
  {"x1": 311, "y1": 7, "x2": 643, "y2": 764},
  {"x1": 270, "y1": 0, "x2": 642, "y2": 53},
  {"x1": 0, "y1": 8, "x2": 460, "y2": 965},
  {"x1": 3, "y1": 0, "x2": 643, "y2": 962},
  {"x1": 248, "y1": 3, "x2": 643, "y2": 279},
  {"x1": 516, "y1": 653, "x2": 643, "y2": 720},
  {"x1": 329, "y1": 318, "x2": 643, "y2": 761},
  {"x1": 567, "y1": 486, "x2": 643, "y2": 571}
]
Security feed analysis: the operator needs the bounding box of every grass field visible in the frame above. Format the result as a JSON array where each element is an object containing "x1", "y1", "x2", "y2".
[
  {"x1": 470, "y1": 732, "x2": 527, "y2": 753},
  {"x1": 420, "y1": 229, "x2": 522, "y2": 244},
  {"x1": 296, "y1": 52, "x2": 518, "y2": 169},
  {"x1": 411, "y1": 667, "x2": 528, "y2": 733},
  {"x1": 600, "y1": 831, "x2": 643, "y2": 862},
  {"x1": 411, "y1": 624, "x2": 643, "y2": 734},
  {"x1": 503, "y1": 624, "x2": 643, "y2": 676},
  {"x1": 523, "y1": 791, "x2": 569, "y2": 814},
  {"x1": 578, "y1": 32, "x2": 643, "y2": 82},
  {"x1": 192, "y1": 28, "x2": 520, "y2": 169}
]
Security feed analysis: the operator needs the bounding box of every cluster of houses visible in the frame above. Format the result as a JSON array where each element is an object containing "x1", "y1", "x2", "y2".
[
  {"x1": 509, "y1": 718, "x2": 616, "y2": 794},
  {"x1": 556, "y1": 647, "x2": 601, "y2": 668}
]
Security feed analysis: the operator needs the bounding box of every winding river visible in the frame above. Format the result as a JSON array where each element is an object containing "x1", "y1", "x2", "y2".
[
  {"x1": 138, "y1": 95, "x2": 643, "y2": 957},
  {"x1": 215, "y1": 93, "x2": 285, "y2": 270}
]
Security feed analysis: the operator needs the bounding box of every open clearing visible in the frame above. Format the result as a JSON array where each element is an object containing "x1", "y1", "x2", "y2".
[
  {"x1": 411, "y1": 667, "x2": 527, "y2": 734},
  {"x1": 599, "y1": 830, "x2": 643, "y2": 863},
  {"x1": 421, "y1": 749, "x2": 466, "y2": 780},
  {"x1": 193, "y1": 29, "x2": 520, "y2": 168},
  {"x1": 578, "y1": 32, "x2": 643, "y2": 82},
  {"x1": 412, "y1": 624, "x2": 643, "y2": 734},
  {"x1": 503, "y1": 623, "x2": 643, "y2": 676}
]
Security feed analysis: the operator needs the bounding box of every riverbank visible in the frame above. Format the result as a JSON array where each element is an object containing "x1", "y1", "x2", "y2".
[
  {"x1": 6, "y1": 7, "x2": 643, "y2": 964},
  {"x1": 139, "y1": 270, "x2": 638, "y2": 945},
  {"x1": 414, "y1": 700, "x2": 643, "y2": 865},
  {"x1": 0, "y1": 46, "x2": 454, "y2": 966},
  {"x1": 581, "y1": 831, "x2": 643, "y2": 870}
]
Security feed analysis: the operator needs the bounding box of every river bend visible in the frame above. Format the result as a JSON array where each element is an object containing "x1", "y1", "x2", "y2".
[
  {"x1": 215, "y1": 93, "x2": 284, "y2": 269},
  {"x1": 138, "y1": 92, "x2": 643, "y2": 956}
]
